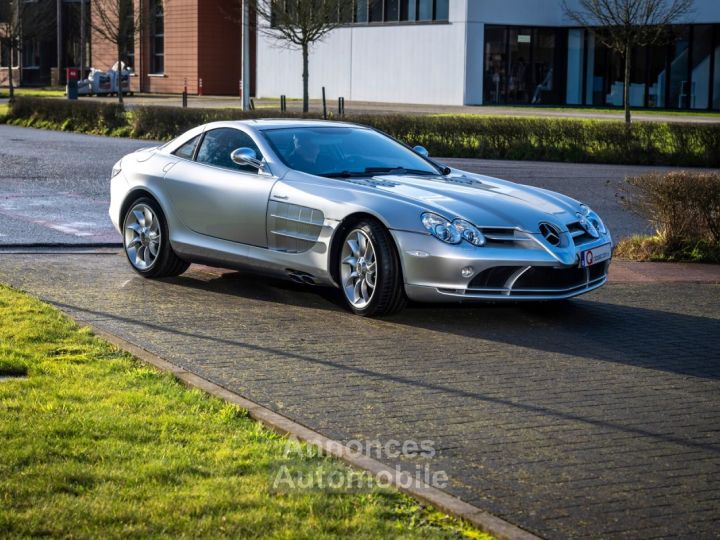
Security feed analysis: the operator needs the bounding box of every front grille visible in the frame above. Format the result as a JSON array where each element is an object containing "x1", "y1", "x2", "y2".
[
  {"x1": 539, "y1": 222, "x2": 562, "y2": 246},
  {"x1": 514, "y1": 266, "x2": 586, "y2": 289}
]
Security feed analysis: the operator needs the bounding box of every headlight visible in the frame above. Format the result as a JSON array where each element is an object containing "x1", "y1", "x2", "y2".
[
  {"x1": 111, "y1": 160, "x2": 122, "y2": 178},
  {"x1": 453, "y1": 219, "x2": 486, "y2": 246},
  {"x1": 577, "y1": 204, "x2": 607, "y2": 236},
  {"x1": 421, "y1": 213, "x2": 486, "y2": 246},
  {"x1": 422, "y1": 213, "x2": 461, "y2": 244}
]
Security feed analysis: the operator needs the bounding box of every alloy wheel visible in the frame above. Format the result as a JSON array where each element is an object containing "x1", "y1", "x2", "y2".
[
  {"x1": 340, "y1": 229, "x2": 377, "y2": 309},
  {"x1": 124, "y1": 203, "x2": 161, "y2": 270}
]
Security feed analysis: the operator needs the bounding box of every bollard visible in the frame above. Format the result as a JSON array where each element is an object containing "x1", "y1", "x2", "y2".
[
  {"x1": 182, "y1": 78, "x2": 188, "y2": 108},
  {"x1": 338, "y1": 96, "x2": 345, "y2": 116},
  {"x1": 250, "y1": 98, "x2": 255, "y2": 111},
  {"x1": 198, "y1": 78, "x2": 203, "y2": 96},
  {"x1": 322, "y1": 86, "x2": 327, "y2": 119},
  {"x1": 280, "y1": 95, "x2": 286, "y2": 112}
]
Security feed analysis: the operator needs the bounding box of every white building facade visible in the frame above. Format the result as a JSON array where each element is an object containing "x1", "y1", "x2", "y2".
[{"x1": 255, "y1": 0, "x2": 720, "y2": 110}]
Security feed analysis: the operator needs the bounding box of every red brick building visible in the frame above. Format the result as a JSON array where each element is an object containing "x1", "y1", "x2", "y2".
[{"x1": 91, "y1": 0, "x2": 255, "y2": 95}]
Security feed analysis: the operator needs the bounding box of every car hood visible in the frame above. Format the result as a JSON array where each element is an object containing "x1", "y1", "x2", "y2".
[{"x1": 354, "y1": 171, "x2": 581, "y2": 232}]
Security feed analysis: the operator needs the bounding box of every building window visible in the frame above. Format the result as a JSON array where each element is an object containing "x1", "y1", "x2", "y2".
[
  {"x1": 123, "y1": 3, "x2": 135, "y2": 70},
  {"x1": 690, "y1": 25, "x2": 713, "y2": 110},
  {"x1": 417, "y1": 0, "x2": 432, "y2": 21},
  {"x1": 584, "y1": 24, "x2": 720, "y2": 110},
  {"x1": 354, "y1": 0, "x2": 448, "y2": 24},
  {"x1": 714, "y1": 34, "x2": 720, "y2": 110},
  {"x1": 150, "y1": 0, "x2": 164, "y2": 74},
  {"x1": 0, "y1": 45, "x2": 20, "y2": 68},
  {"x1": 369, "y1": 0, "x2": 383, "y2": 22},
  {"x1": 354, "y1": 0, "x2": 368, "y2": 22},
  {"x1": 22, "y1": 39, "x2": 40, "y2": 68},
  {"x1": 483, "y1": 25, "x2": 562, "y2": 106}
]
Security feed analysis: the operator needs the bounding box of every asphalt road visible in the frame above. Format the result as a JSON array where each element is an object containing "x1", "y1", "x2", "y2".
[
  {"x1": 0, "y1": 124, "x2": 666, "y2": 245},
  {"x1": 0, "y1": 126, "x2": 154, "y2": 245}
]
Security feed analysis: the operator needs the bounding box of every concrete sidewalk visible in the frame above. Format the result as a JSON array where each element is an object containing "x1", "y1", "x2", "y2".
[
  {"x1": 8, "y1": 93, "x2": 719, "y2": 123},
  {"x1": 0, "y1": 252, "x2": 717, "y2": 539},
  {"x1": 610, "y1": 260, "x2": 720, "y2": 283}
]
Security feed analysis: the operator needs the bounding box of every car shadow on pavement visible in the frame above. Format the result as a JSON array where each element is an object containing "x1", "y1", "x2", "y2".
[
  {"x1": 390, "y1": 297, "x2": 720, "y2": 381},
  {"x1": 165, "y1": 268, "x2": 720, "y2": 382}
]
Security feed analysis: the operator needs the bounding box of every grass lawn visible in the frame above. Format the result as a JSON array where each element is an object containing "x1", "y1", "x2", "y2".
[
  {"x1": 0, "y1": 284, "x2": 490, "y2": 539},
  {"x1": 0, "y1": 86, "x2": 65, "y2": 99},
  {"x1": 476, "y1": 105, "x2": 720, "y2": 117},
  {"x1": 615, "y1": 235, "x2": 720, "y2": 263}
]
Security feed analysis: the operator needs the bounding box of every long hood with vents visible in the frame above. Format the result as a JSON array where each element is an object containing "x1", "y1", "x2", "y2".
[{"x1": 350, "y1": 171, "x2": 580, "y2": 233}]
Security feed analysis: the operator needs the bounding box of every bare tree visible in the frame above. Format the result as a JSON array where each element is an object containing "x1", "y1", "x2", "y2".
[
  {"x1": 0, "y1": 0, "x2": 56, "y2": 102},
  {"x1": 90, "y1": 0, "x2": 143, "y2": 104},
  {"x1": 563, "y1": 0, "x2": 693, "y2": 124},
  {"x1": 255, "y1": 0, "x2": 352, "y2": 113}
]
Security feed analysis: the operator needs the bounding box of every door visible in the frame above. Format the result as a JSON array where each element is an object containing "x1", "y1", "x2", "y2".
[{"x1": 164, "y1": 127, "x2": 275, "y2": 247}]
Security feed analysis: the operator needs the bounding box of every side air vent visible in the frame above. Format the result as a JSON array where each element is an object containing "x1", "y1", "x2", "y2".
[
  {"x1": 539, "y1": 222, "x2": 562, "y2": 247},
  {"x1": 268, "y1": 201, "x2": 324, "y2": 253}
]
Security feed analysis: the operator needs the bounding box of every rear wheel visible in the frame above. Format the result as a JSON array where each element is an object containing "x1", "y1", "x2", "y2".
[
  {"x1": 338, "y1": 220, "x2": 406, "y2": 316},
  {"x1": 122, "y1": 197, "x2": 189, "y2": 278}
]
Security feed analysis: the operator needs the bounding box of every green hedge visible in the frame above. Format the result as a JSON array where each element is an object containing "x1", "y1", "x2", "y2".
[
  {"x1": 7, "y1": 97, "x2": 127, "y2": 134},
  {"x1": 8, "y1": 97, "x2": 720, "y2": 167}
]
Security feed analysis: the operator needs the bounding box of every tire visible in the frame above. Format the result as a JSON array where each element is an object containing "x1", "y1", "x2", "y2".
[
  {"x1": 122, "y1": 197, "x2": 189, "y2": 278},
  {"x1": 338, "y1": 219, "x2": 407, "y2": 317}
]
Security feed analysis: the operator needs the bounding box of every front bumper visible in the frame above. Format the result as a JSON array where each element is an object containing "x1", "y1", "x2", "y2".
[
  {"x1": 391, "y1": 229, "x2": 611, "y2": 302},
  {"x1": 108, "y1": 173, "x2": 128, "y2": 234}
]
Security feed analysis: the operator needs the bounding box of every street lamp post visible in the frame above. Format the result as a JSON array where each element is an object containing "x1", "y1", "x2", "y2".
[
  {"x1": 241, "y1": 0, "x2": 250, "y2": 111},
  {"x1": 56, "y1": 0, "x2": 62, "y2": 84},
  {"x1": 79, "y1": 0, "x2": 85, "y2": 79}
]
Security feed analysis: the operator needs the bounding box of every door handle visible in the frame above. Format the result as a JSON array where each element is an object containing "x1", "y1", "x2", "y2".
[{"x1": 273, "y1": 194, "x2": 289, "y2": 200}]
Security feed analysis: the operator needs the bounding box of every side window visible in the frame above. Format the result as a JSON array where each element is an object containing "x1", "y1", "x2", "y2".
[
  {"x1": 195, "y1": 128, "x2": 263, "y2": 174},
  {"x1": 172, "y1": 134, "x2": 200, "y2": 160}
]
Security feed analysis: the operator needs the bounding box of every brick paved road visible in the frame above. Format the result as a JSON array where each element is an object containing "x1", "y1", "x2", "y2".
[{"x1": 1, "y1": 254, "x2": 718, "y2": 538}]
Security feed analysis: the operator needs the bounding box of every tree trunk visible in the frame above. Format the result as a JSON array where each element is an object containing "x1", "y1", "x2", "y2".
[
  {"x1": 8, "y1": 43, "x2": 15, "y2": 103},
  {"x1": 623, "y1": 43, "x2": 631, "y2": 125},
  {"x1": 117, "y1": 43, "x2": 124, "y2": 105},
  {"x1": 302, "y1": 42, "x2": 309, "y2": 113}
]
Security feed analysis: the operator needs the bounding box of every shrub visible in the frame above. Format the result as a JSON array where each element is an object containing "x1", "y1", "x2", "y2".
[
  {"x1": 621, "y1": 171, "x2": 720, "y2": 244},
  {"x1": 616, "y1": 171, "x2": 720, "y2": 262},
  {"x1": 7, "y1": 97, "x2": 126, "y2": 135}
]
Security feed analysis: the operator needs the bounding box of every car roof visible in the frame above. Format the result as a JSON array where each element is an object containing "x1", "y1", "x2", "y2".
[{"x1": 202, "y1": 119, "x2": 365, "y2": 132}]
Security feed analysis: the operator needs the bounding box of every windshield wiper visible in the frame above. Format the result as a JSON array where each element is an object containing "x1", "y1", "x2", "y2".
[
  {"x1": 317, "y1": 170, "x2": 367, "y2": 178},
  {"x1": 318, "y1": 167, "x2": 439, "y2": 178},
  {"x1": 363, "y1": 167, "x2": 438, "y2": 176}
]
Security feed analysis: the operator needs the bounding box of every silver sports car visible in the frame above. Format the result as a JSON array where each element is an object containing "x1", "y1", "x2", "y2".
[{"x1": 109, "y1": 120, "x2": 613, "y2": 316}]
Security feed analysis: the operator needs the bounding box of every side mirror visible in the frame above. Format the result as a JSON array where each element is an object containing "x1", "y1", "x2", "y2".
[
  {"x1": 413, "y1": 145, "x2": 429, "y2": 157},
  {"x1": 230, "y1": 147, "x2": 263, "y2": 169}
]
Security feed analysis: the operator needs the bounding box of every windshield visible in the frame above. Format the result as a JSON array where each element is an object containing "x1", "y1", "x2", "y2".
[{"x1": 262, "y1": 126, "x2": 440, "y2": 177}]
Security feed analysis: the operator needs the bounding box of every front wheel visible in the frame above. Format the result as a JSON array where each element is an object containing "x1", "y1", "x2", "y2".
[
  {"x1": 338, "y1": 220, "x2": 406, "y2": 317},
  {"x1": 122, "y1": 197, "x2": 189, "y2": 278}
]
